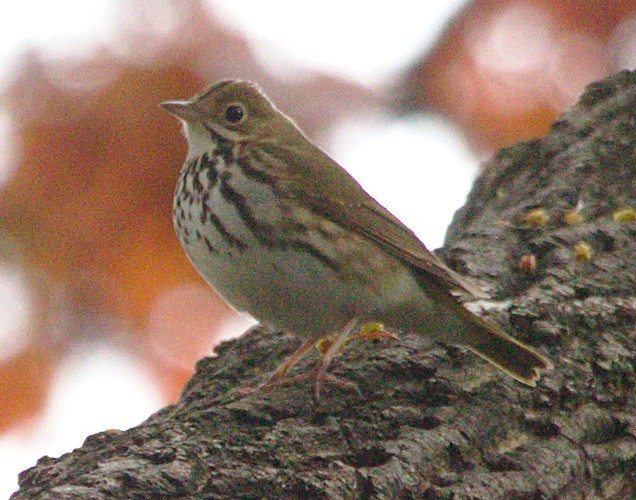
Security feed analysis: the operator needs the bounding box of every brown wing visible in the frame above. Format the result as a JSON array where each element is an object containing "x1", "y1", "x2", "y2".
[
  {"x1": 254, "y1": 140, "x2": 487, "y2": 298},
  {"x1": 305, "y1": 192, "x2": 487, "y2": 298}
]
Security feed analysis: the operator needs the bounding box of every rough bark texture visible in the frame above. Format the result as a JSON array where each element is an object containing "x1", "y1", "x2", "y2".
[{"x1": 13, "y1": 71, "x2": 636, "y2": 499}]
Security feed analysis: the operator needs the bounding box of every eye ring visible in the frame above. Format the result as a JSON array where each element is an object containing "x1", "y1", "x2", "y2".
[{"x1": 224, "y1": 103, "x2": 245, "y2": 124}]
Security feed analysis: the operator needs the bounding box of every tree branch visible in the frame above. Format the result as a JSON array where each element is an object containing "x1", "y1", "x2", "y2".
[{"x1": 13, "y1": 70, "x2": 636, "y2": 499}]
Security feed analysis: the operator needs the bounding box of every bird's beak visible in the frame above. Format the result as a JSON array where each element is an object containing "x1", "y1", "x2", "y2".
[{"x1": 160, "y1": 100, "x2": 206, "y2": 122}]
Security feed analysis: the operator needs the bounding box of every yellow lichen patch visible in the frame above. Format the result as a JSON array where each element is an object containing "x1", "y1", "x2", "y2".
[
  {"x1": 316, "y1": 337, "x2": 333, "y2": 355},
  {"x1": 497, "y1": 431, "x2": 530, "y2": 454},
  {"x1": 613, "y1": 208, "x2": 636, "y2": 223},
  {"x1": 524, "y1": 208, "x2": 549, "y2": 227},
  {"x1": 563, "y1": 209, "x2": 585, "y2": 225},
  {"x1": 574, "y1": 242, "x2": 593, "y2": 261}
]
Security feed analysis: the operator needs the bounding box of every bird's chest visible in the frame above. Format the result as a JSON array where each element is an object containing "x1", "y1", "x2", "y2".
[
  {"x1": 172, "y1": 153, "x2": 323, "y2": 305},
  {"x1": 174, "y1": 153, "x2": 279, "y2": 254}
]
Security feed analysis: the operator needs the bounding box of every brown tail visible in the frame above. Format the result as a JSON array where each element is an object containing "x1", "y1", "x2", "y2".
[{"x1": 462, "y1": 315, "x2": 553, "y2": 386}]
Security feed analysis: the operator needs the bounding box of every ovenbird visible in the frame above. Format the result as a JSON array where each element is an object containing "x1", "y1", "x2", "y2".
[{"x1": 162, "y1": 80, "x2": 552, "y2": 396}]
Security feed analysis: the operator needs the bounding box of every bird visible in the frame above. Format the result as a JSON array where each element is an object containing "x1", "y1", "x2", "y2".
[{"x1": 161, "y1": 80, "x2": 552, "y2": 398}]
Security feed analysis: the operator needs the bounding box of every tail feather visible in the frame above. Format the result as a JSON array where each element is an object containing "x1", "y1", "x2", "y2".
[
  {"x1": 462, "y1": 315, "x2": 553, "y2": 386},
  {"x1": 410, "y1": 273, "x2": 552, "y2": 385}
]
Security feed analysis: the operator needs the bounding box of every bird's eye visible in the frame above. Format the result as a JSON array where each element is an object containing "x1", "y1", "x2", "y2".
[{"x1": 224, "y1": 104, "x2": 245, "y2": 124}]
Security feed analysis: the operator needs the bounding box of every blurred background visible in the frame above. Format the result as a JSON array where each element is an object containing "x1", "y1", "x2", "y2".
[{"x1": 0, "y1": 0, "x2": 634, "y2": 494}]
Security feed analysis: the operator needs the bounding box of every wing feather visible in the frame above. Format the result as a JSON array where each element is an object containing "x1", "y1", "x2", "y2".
[{"x1": 251, "y1": 139, "x2": 486, "y2": 298}]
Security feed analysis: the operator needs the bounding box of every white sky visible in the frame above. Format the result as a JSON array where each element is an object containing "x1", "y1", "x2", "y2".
[
  {"x1": 0, "y1": 1, "x2": 473, "y2": 496},
  {"x1": 211, "y1": 0, "x2": 467, "y2": 85}
]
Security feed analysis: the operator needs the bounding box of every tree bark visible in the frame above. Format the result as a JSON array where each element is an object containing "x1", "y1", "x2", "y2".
[{"x1": 12, "y1": 70, "x2": 636, "y2": 499}]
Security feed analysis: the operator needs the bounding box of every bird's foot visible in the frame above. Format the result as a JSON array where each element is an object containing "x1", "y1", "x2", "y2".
[
  {"x1": 271, "y1": 363, "x2": 361, "y2": 401},
  {"x1": 225, "y1": 362, "x2": 360, "y2": 402},
  {"x1": 315, "y1": 322, "x2": 398, "y2": 355},
  {"x1": 349, "y1": 322, "x2": 398, "y2": 342}
]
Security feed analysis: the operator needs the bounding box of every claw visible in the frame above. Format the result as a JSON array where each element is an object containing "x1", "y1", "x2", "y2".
[
  {"x1": 225, "y1": 359, "x2": 361, "y2": 402},
  {"x1": 270, "y1": 365, "x2": 361, "y2": 401}
]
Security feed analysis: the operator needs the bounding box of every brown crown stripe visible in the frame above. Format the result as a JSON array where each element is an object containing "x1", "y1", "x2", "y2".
[{"x1": 198, "y1": 80, "x2": 234, "y2": 100}]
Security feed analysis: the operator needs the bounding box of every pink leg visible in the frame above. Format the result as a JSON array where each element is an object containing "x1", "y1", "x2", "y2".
[
  {"x1": 274, "y1": 318, "x2": 361, "y2": 400},
  {"x1": 229, "y1": 335, "x2": 321, "y2": 398},
  {"x1": 231, "y1": 318, "x2": 361, "y2": 400},
  {"x1": 266, "y1": 336, "x2": 323, "y2": 384}
]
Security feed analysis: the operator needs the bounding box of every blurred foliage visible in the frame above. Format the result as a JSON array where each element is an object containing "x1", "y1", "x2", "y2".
[{"x1": 399, "y1": 0, "x2": 635, "y2": 152}]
